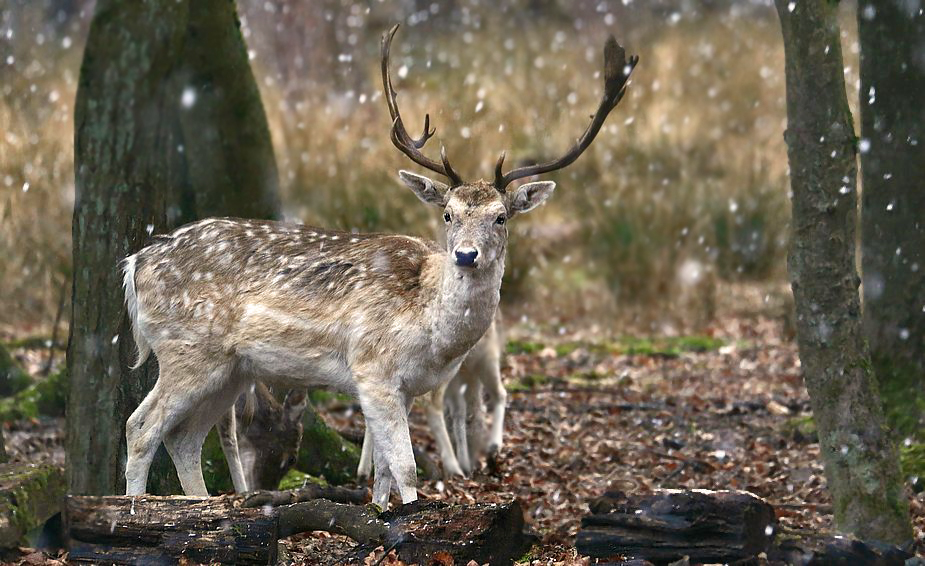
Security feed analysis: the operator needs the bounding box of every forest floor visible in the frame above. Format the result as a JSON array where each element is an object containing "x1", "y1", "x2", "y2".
[
  {"x1": 287, "y1": 312, "x2": 925, "y2": 565},
  {"x1": 5, "y1": 311, "x2": 925, "y2": 565}
]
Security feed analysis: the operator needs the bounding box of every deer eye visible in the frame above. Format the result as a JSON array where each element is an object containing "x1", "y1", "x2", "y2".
[
  {"x1": 495, "y1": 214, "x2": 506, "y2": 225},
  {"x1": 443, "y1": 212, "x2": 451, "y2": 223}
]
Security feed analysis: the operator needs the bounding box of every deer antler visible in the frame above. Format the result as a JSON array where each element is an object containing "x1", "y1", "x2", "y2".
[
  {"x1": 382, "y1": 24, "x2": 464, "y2": 186},
  {"x1": 493, "y1": 36, "x2": 638, "y2": 192}
]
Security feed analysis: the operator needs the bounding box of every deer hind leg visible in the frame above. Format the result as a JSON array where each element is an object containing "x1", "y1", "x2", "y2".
[
  {"x1": 463, "y1": 375, "x2": 487, "y2": 467},
  {"x1": 482, "y1": 359, "x2": 507, "y2": 455},
  {"x1": 357, "y1": 425, "x2": 374, "y2": 482},
  {"x1": 425, "y1": 382, "x2": 464, "y2": 478},
  {"x1": 217, "y1": 403, "x2": 249, "y2": 493},
  {"x1": 360, "y1": 385, "x2": 417, "y2": 507},
  {"x1": 444, "y1": 378, "x2": 471, "y2": 475},
  {"x1": 160, "y1": 359, "x2": 244, "y2": 496},
  {"x1": 125, "y1": 380, "x2": 176, "y2": 496}
]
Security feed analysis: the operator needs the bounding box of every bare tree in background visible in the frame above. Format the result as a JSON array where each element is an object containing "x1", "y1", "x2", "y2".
[
  {"x1": 68, "y1": 0, "x2": 279, "y2": 495},
  {"x1": 774, "y1": 0, "x2": 912, "y2": 544},
  {"x1": 858, "y1": 1, "x2": 925, "y2": 438}
]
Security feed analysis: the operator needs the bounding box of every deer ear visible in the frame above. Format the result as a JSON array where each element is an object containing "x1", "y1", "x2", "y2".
[
  {"x1": 398, "y1": 170, "x2": 449, "y2": 207},
  {"x1": 509, "y1": 181, "x2": 556, "y2": 215},
  {"x1": 283, "y1": 390, "x2": 308, "y2": 423}
]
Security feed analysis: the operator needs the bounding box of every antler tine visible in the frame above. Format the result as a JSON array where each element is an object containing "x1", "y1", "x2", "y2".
[
  {"x1": 413, "y1": 114, "x2": 435, "y2": 149},
  {"x1": 440, "y1": 145, "x2": 463, "y2": 185},
  {"x1": 381, "y1": 24, "x2": 463, "y2": 185},
  {"x1": 493, "y1": 152, "x2": 506, "y2": 193},
  {"x1": 493, "y1": 35, "x2": 638, "y2": 191}
]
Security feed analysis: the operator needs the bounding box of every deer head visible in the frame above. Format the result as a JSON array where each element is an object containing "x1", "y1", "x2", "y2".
[{"x1": 381, "y1": 25, "x2": 638, "y2": 270}]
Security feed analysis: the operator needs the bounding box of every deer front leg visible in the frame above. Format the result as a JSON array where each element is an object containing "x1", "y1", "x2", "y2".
[
  {"x1": 359, "y1": 385, "x2": 417, "y2": 506},
  {"x1": 425, "y1": 382, "x2": 464, "y2": 478}
]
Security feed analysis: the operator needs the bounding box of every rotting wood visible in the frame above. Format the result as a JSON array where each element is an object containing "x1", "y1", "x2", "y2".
[
  {"x1": 0, "y1": 463, "x2": 66, "y2": 548},
  {"x1": 771, "y1": 530, "x2": 913, "y2": 565},
  {"x1": 66, "y1": 494, "x2": 534, "y2": 565},
  {"x1": 65, "y1": 495, "x2": 279, "y2": 565},
  {"x1": 576, "y1": 489, "x2": 776, "y2": 564}
]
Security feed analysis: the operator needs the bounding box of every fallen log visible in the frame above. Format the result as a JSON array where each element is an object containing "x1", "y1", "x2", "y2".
[
  {"x1": 66, "y1": 493, "x2": 534, "y2": 565},
  {"x1": 66, "y1": 495, "x2": 279, "y2": 565},
  {"x1": 0, "y1": 462, "x2": 66, "y2": 548},
  {"x1": 771, "y1": 530, "x2": 913, "y2": 566},
  {"x1": 359, "y1": 500, "x2": 537, "y2": 566},
  {"x1": 576, "y1": 489, "x2": 776, "y2": 564}
]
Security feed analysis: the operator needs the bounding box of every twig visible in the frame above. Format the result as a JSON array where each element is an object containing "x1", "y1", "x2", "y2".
[
  {"x1": 40, "y1": 277, "x2": 68, "y2": 376},
  {"x1": 372, "y1": 538, "x2": 404, "y2": 566},
  {"x1": 660, "y1": 461, "x2": 688, "y2": 486}
]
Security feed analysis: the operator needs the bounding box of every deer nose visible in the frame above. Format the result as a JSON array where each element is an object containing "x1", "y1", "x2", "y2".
[{"x1": 454, "y1": 248, "x2": 478, "y2": 267}]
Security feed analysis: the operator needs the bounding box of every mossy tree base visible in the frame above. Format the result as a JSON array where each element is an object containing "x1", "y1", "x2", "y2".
[
  {"x1": 0, "y1": 463, "x2": 65, "y2": 548},
  {"x1": 297, "y1": 406, "x2": 361, "y2": 485}
]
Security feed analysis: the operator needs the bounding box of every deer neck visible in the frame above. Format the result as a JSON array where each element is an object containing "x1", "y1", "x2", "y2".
[{"x1": 428, "y1": 250, "x2": 504, "y2": 361}]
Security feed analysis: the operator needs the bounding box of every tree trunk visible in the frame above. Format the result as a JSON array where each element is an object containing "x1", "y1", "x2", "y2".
[
  {"x1": 68, "y1": 0, "x2": 279, "y2": 496},
  {"x1": 858, "y1": 1, "x2": 925, "y2": 438},
  {"x1": 774, "y1": 0, "x2": 912, "y2": 544}
]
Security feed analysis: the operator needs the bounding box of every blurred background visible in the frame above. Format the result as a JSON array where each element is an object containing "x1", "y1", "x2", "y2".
[{"x1": 1, "y1": 0, "x2": 863, "y2": 340}]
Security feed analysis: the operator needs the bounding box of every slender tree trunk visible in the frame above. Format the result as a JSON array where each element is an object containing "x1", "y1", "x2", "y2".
[
  {"x1": 68, "y1": 0, "x2": 278, "y2": 496},
  {"x1": 774, "y1": 0, "x2": 912, "y2": 544},
  {"x1": 858, "y1": 1, "x2": 925, "y2": 436}
]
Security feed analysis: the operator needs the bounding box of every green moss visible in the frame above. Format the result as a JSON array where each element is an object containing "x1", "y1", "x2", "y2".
[
  {"x1": 307, "y1": 389, "x2": 352, "y2": 406},
  {"x1": 277, "y1": 469, "x2": 328, "y2": 491},
  {"x1": 506, "y1": 340, "x2": 545, "y2": 355},
  {"x1": 0, "y1": 463, "x2": 66, "y2": 547},
  {"x1": 515, "y1": 544, "x2": 541, "y2": 564},
  {"x1": 673, "y1": 335, "x2": 725, "y2": 353},
  {"x1": 506, "y1": 374, "x2": 548, "y2": 392},
  {"x1": 297, "y1": 411, "x2": 360, "y2": 485},
  {"x1": 614, "y1": 335, "x2": 724, "y2": 357},
  {"x1": 873, "y1": 356, "x2": 925, "y2": 442},
  {"x1": 201, "y1": 428, "x2": 233, "y2": 494},
  {"x1": 901, "y1": 443, "x2": 925, "y2": 480},
  {"x1": 0, "y1": 368, "x2": 67, "y2": 422},
  {"x1": 554, "y1": 342, "x2": 579, "y2": 357},
  {"x1": 783, "y1": 415, "x2": 818, "y2": 442},
  {"x1": 0, "y1": 343, "x2": 31, "y2": 397},
  {"x1": 554, "y1": 341, "x2": 615, "y2": 357}
]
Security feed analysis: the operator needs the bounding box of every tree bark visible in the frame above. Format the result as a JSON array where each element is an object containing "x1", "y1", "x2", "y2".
[
  {"x1": 774, "y1": 0, "x2": 912, "y2": 544},
  {"x1": 858, "y1": 1, "x2": 925, "y2": 437},
  {"x1": 68, "y1": 0, "x2": 279, "y2": 496}
]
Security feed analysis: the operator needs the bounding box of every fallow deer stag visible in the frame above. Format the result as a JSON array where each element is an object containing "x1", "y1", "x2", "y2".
[{"x1": 121, "y1": 24, "x2": 636, "y2": 507}]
